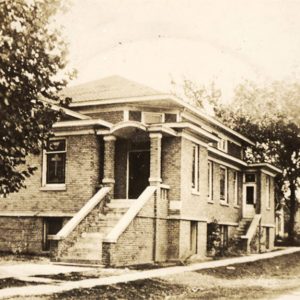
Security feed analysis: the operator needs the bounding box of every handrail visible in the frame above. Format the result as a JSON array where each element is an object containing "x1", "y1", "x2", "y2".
[
  {"x1": 103, "y1": 186, "x2": 157, "y2": 243},
  {"x1": 50, "y1": 187, "x2": 111, "y2": 240},
  {"x1": 241, "y1": 214, "x2": 261, "y2": 240}
]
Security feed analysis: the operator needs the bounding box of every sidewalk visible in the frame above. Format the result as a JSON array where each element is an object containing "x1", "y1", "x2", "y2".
[
  {"x1": 0, "y1": 263, "x2": 93, "y2": 279},
  {"x1": 0, "y1": 247, "x2": 300, "y2": 299},
  {"x1": 272, "y1": 287, "x2": 300, "y2": 300}
]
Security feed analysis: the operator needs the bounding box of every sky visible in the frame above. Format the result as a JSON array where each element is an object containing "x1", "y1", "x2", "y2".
[{"x1": 59, "y1": 0, "x2": 300, "y2": 101}]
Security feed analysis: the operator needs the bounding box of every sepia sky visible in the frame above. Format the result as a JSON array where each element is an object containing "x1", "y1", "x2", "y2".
[{"x1": 59, "y1": 0, "x2": 300, "y2": 101}]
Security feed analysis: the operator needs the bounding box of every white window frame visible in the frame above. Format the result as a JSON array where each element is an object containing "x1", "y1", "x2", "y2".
[
  {"x1": 233, "y1": 171, "x2": 238, "y2": 206},
  {"x1": 266, "y1": 175, "x2": 271, "y2": 209},
  {"x1": 218, "y1": 138, "x2": 228, "y2": 152},
  {"x1": 220, "y1": 166, "x2": 228, "y2": 203},
  {"x1": 42, "y1": 138, "x2": 67, "y2": 190},
  {"x1": 142, "y1": 112, "x2": 165, "y2": 124},
  {"x1": 207, "y1": 161, "x2": 213, "y2": 201},
  {"x1": 191, "y1": 144, "x2": 200, "y2": 193}
]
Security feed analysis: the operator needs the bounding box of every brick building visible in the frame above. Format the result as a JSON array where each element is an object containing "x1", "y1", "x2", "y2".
[{"x1": 1, "y1": 76, "x2": 281, "y2": 266}]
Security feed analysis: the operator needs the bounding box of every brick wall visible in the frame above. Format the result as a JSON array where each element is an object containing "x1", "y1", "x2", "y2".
[
  {"x1": 102, "y1": 194, "x2": 156, "y2": 266},
  {"x1": 180, "y1": 139, "x2": 208, "y2": 220},
  {"x1": 86, "y1": 111, "x2": 124, "y2": 124},
  {"x1": 2, "y1": 134, "x2": 101, "y2": 214},
  {"x1": 0, "y1": 217, "x2": 43, "y2": 254},
  {"x1": 167, "y1": 219, "x2": 180, "y2": 260},
  {"x1": 51, "y1": 191, "x2": 109, "y2": 261},
  {"x1": 206, "y1": 160, "x2": 240, "y2": 224},
  {"x1": 161, "y1": 137, "x2": 181, "y2": 200},
  {"x1": 197, "y1": 222, "x2": 207, "y2": 257},
  {"x1": 129, "y1": 111, "x2": 142, "y2": 122},
  {"x1": 260, "y1": 173, "x2": 275, "y2": 226}
]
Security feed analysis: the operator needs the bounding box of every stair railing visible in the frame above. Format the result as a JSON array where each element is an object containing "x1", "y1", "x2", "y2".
[
  {"x1": 241, "y1": 214, "x2": 261, "y2": 253},
  {"x1": 103, "y1": 186, "x2": 157, "y2": 243},
  {"x1": 50, "y1": 186, "x2": 111, "y2": 241}
]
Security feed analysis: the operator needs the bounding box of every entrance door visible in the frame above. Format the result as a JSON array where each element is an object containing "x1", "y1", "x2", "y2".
[
  {"x1": 243, "y1": 184, "x2": 256, "y2": 218},
  {"x1": 128, "y1": 150, "x2": 150, "y2": 199}
]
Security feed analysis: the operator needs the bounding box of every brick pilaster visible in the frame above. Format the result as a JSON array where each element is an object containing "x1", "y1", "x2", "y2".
[
  {"x1": 102, "y1": 135, "x2": 116, "y2": 194},
  {"x1": 149, "y1": 133, "x2": 162, "y2": 185}
]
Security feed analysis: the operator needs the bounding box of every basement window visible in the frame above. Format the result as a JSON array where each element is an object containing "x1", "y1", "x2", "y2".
[{"x1": 43, "y1": 218, "x2": 63, "y2": 251}]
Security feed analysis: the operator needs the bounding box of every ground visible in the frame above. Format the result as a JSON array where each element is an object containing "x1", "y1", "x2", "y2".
[{"x1": 2, "y1": 251, "x2": 300, "y2": 299}]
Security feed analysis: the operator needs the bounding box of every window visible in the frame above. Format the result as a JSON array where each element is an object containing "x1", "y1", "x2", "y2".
[
  {"x1": 207, "y1": 222, "x2": 228, "y2": 254},
  {"x1": 220, "y1": 225, "x2": 229, "y2": 249},
  {"x1": 192, "y1": 144, "x2": 200, "y2": 192},
  {"x1": 233, "y1": 171, "x2": 238, "y2": 206},
  {"x1": 218, "y1": 138, "x2": 227, "y2": 152},
  {"x1": 266, "y1": 176, "x2": 271, "y2": 209},
  {"x1": 43, "y1": 139, "x2": 66, "y2": 185},
  {"x1": 208, "y1": 161, "x2": 213, "y2": 201},
  {"x1": 143, "y1": 112, "x2": 164, "y2": 124},
  {"x1": 220, "y1": 166, "x2": 228, "y2": 203},
  {"x1": 245, "y1": 173, "x2": 256, "y2": 183},
  {"x1": 43, "y1": 218, "x2": 63, "y2": 251}
]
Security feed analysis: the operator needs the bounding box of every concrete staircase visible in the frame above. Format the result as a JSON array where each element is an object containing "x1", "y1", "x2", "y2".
[
  {"x1": 235, "y1": 218, "x2": 252, "y2": 239},
  {"x1": 57, "y1": 199, "x2": 134, "y2": 265}
]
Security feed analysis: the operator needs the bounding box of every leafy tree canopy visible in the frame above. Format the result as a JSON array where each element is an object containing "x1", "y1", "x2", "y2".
[{"x1": 0, "y1": 0, "x2": 72, "y2": 195}]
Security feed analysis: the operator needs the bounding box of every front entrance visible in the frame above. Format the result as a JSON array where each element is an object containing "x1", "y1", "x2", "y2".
[
  {"x1": 243, "y1": 184, "x2": 256, "y2": 218},
  {"x1": 128, "y1": 150, "x2": 150, "y2": 199}
]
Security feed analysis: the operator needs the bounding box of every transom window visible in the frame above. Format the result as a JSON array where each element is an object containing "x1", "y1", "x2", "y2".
[
  {"x1": 192, "y1": 144, "x2": 200, "y2": 192},
  {"x1": 220, "y1": 166, "x2": 228, "y2": 203},
  {"x1": 44, "y1": 139, "x2": 66, "y2": 185},
  {"x1": 245, "y1": 173, "x2": 256, "y2": 183}
]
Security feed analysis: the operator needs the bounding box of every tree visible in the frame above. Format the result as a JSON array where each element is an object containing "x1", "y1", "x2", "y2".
[
  {"x1": 180, "y1": 79, "x2": 300, "y2": 243},
  {"x1": 0, "y1": 0, "x2": 72, "y2": 196}
]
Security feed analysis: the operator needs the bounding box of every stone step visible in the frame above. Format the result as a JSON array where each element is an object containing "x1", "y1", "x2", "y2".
[
  {"x1": 67, "y1": 249, "x2": 101, "y2": 258},
  {"x1": 97, "y1": 220, "x2": 119, "y2": 227},
  {"x1": 81, "y1": 232, "x2": 103, "y2": 238},
  {"x1": 68, "y1": 250, "x2": 101, "y2": 259},
  {"x1": 56, "y1": 257, "x2": 104, "y2": 266},
  {"x1": 105, "y1": 208, "x2": 129, "y2": 216},
  {"x1": 72, "y1": 241, "x2": 102, "y2": 250},
  {"x1": 100, "y1": 211, "x2": 126, "y2": 218},
  {"x1": 53, "y1": 261, "x2": 105, "y2": 268},
  {"x1": 107, "y1": 200, "x2": 134, "y2": 208}
]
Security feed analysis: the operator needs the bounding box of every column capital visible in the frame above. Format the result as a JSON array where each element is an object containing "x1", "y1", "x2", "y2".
[
  {"x1": 149, "y1": 177, "x2": 162, "y2": 183},
  {"x1": 149, "y1": 132, "x2": 162, "y2": 139},
  {"x1": 103, "y1": 135, "x2": 116, "y2": 142}
]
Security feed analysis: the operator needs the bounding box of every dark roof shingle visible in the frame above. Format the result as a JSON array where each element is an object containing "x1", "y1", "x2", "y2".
[{"x1": 61, "y1": 75, "x2": 163, "y2": 103}]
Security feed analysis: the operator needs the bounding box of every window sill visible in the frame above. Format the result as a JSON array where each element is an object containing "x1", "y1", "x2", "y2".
[
  {"x1": 234, "y1": 205, "x2": 240, "y2": 209},
  {"x1": 40, "y1": 184, "x2": 66, "y2": 191},
  {"x1": 191, "y1": 190, "x2": 200, "y2": 196},
  {"x1": 220, "y1": 201, "x2": 229, "y2": 207},
  {"x1": 266, "y1": 207, "x2": 271, "y2": 211},
  {"x1": 207, "y1": 200, "x2": 214, "y2": 204}
]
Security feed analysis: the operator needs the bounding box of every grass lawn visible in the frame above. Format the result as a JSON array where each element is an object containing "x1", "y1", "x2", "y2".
[{"x1": 7, "y1": 251, "x2": 300, "y2": 299}]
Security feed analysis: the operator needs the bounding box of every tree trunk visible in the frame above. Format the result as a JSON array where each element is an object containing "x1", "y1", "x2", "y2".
[{"x1": 288, "y1": 182, "x2": 297, "y2": 244}]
